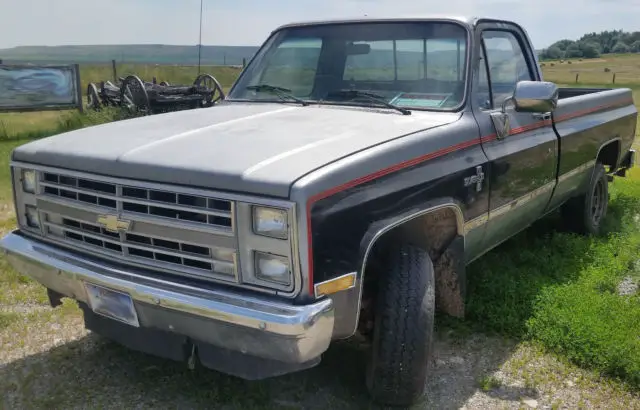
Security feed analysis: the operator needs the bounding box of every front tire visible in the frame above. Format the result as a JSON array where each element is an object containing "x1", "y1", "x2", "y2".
[
  {"x1": 366, "y1": 243, "x2": 435, "y2": 407},
  {"x1": 561, "y1": 161, "x2": 609, "y2": 235}
]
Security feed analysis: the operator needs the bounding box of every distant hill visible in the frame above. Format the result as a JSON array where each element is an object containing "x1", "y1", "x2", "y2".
[{"x1": 0, "y1": 44, "x2": 261, "y2": 66}]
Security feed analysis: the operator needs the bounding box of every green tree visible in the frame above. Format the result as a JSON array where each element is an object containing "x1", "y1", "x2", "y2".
[
  {"x1": 578, "y1": 41, "x2": 601, "y2": 58},
  {"x1": 631, "y1": 40, "x2": 640, "y2": 53},
  {"x1": 564, "y1": 43, "x2": 583, "y2": 58},
  {"x1": 541, "y1": 46, "x2": 563, "y2": 60},
  {"x1": 550, "y1": 39, "x2": 575, "y2": 52},
  {"x1": 612, "y1": 42, "x2": 630, "y2": 54}
]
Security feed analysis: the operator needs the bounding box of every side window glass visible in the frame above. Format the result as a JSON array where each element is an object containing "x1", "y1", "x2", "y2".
[{"x1": 482, "y1": 30, "x2": 534, "y2": 109}]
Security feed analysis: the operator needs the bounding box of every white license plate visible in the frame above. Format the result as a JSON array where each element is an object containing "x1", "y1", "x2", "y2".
[{"x1": 85, "y1": 283, "x2": 140, "y2": 327}]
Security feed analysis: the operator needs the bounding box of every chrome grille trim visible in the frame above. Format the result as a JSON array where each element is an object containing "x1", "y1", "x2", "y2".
[
  {"x1": 42, "y1": 211, "x2": 238, "y2": 283},
  {"x1": 41, "y1": 171, "x2": 234, "y2": 232}
]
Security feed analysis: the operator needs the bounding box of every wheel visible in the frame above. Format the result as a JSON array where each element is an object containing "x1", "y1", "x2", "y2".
[
  {"x1": 86, "y1": 83, "x2": 101, "y2": 111},
  {"x1": 193, "y1": 73, "x2": 225, "y2": 107},
  {"x1": 561, "y1": 161, "x2": 609, "y2": 235},
  {"x1": 366, "y1": 243, "x2": 435, "y2": 407},
  {"x1": 159, "y1": 81, "x2": 170, "y2": 86},
  {"x1": 119, "y1": 75, "x2": 150, "y2": 114}
]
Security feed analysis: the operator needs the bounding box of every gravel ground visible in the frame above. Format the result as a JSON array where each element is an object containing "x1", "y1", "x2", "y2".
[{"x1": 2, "y1": 301, "x2": 639, "y2": 410}]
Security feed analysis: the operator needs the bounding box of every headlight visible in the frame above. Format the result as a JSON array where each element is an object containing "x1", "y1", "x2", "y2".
[
  {"x1": 255, "y1": 252, "x2": 291, "y2": 285},
  {"x1": 21, "y1": 169, "x2": 36, "y2": 194},
  {"x1": 25, "y1": 205, "x2": 40, "y2": 228},
  {"x1": 252, "y1": 206, "x2": 288, "y2": 239}
]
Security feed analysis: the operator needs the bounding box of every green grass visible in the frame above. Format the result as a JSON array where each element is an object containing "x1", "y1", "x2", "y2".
[
  {"x1": 478, "y1": 374, "x2": 502, "y2": 392},
  {"x1": 0, "y1": 107, "x2": 137, "y2": 141},
  {"x1": 463, "y1": 167, "x2": 640, "y2": 388}
]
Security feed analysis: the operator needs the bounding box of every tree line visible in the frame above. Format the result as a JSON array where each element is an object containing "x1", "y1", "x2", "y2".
[{"x1": 539, "y1": 30, "x2": 640, "y2": 60}]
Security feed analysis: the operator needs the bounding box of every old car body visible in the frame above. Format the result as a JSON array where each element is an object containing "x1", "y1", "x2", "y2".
[{"x1": 2, "y1": 15, "x2": 636, "y2": 406}]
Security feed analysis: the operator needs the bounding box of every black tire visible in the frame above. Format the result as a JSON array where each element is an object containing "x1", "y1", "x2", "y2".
[
  {"x1": 561, "y1": 161, "x2": 609, "y2": 235},
  {"x1": 366, "y1": 243, "x2": 435, "y2": 407}
]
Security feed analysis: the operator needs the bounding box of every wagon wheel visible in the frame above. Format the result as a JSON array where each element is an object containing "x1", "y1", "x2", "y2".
[
  {"x1": 160, "y1": 81, "x2": 170, "y2": 86},
  {"x1": 193, "y1": 74, "x2": 225, "y2": 107},
  {"x1": 86, "y1": 83, "x2": 101, "y2": 111},
  {"x1": 120, "y1": 75, "x2": 150, "y2": 114}
]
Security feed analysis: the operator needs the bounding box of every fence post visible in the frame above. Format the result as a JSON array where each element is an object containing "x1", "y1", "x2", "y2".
[
  {"x1": 613, "y1": 73, "x2": 616, "y2": 84},
  {"x1": 111, "y1": 59, "x2": 117, "y2": 82},
  {"x1": 73, "y1": 63, "x2": 84, "y2": 113},
  {"x1": 0, "y1": 59, "x2": 3, "y2": 65},
  {"x1": 575, "y1": 73, "x2": 579, "y2": 83},
  {"x1": 242, "y1": 58, "x2": 246, "y2": 68}
]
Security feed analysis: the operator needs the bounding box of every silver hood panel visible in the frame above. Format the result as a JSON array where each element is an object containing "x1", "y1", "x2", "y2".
[{"x1": 12, "y1": 103, "x2": 460, "y2": 197}]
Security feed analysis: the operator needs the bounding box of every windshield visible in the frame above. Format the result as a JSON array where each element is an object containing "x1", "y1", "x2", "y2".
[{"x1": 228, "y1": 21, "x2": 469, "y2": 111}]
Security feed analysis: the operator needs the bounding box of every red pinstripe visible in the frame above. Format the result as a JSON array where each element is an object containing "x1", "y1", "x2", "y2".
[{"x1": 305, "y1": 97, "x2": 634, "y2": 295}]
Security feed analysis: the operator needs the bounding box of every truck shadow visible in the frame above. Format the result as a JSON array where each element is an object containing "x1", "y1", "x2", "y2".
[{"x1": 0, "y1": 327, "x2": 523, "y2": 410}]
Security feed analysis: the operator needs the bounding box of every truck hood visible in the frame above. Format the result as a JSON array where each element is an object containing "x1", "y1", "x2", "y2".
[{"x1": 13, "y1": 103, "x2": 460, "y2": 197}]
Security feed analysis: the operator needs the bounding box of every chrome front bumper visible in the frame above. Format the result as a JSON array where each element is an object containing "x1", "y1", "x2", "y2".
[{"x1": 0, "y1": 231, "x2": 334, "y2": 367}]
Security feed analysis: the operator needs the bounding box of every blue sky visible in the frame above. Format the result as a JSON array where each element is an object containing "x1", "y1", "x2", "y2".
[{"x1": 0, "y1": 0, "x2": 638, "y2": 49}]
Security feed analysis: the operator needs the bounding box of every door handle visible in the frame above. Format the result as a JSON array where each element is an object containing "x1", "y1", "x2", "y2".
[{"x1": 532, "y1": 112, "x2": 551, "y2": 121}]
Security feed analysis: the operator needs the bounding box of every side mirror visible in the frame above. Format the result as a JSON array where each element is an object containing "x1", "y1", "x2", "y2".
[
  {"x1": 491, "y1": 81, "x2": 559, "y2": 140},
  {"x1": 503, "y1": 80, "x2": 559, "y2": 113}
]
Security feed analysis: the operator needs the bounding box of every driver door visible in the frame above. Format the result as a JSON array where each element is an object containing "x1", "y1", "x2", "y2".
[{"x1": 473, "y1": 24, "x2": 559, "y2": 253}]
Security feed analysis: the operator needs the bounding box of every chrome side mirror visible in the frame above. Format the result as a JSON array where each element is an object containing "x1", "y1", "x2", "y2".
[
  {"x1": 491, "y1": 81, "x2": 559, "y2": 140},
  {"x1": 505, "y1": 80, "x2": 559, "y2": 114}
]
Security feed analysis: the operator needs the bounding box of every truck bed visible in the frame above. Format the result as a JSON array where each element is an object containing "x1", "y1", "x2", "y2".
[
  {"x1": 558, "y1": 87, "x2": 621, "y2": 99},
  {"x1": 544, "y1": 86, "x2": 637, "y2": 212}
]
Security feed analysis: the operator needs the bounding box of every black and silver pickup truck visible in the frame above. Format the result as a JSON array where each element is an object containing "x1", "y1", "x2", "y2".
[{"x1": 1, "y1": 15, "x2": 636, "y2": 407}]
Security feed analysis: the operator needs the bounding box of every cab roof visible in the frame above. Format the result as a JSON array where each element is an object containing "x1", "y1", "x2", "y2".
[{"x1": 272, "y1": 15, "x2": 512, "y2": 32}]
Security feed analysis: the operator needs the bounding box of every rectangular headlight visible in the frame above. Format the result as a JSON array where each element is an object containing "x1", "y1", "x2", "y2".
[
  {"x1": 255, "y1": 252, "x2": 291, "y2": 285},
  {"x1": 252, "y1": 206, "x2": 288, "y2": 239},
  {"x1": 25, "y1": 205, "x2": 40, "y2": 228},
  {"x1": 21, "y1": 169, "x2": 37, "y2": 194}
]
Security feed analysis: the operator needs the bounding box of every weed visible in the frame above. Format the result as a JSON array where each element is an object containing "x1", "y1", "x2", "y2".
[
  {"x1": 0, "y1": 311, "x2": 19, "y2": 330},
  {"x1": 478, "y1": 375, "x2": 502, "y2": 391}
]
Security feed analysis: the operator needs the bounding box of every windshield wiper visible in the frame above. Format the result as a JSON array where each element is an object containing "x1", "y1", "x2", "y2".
[
  {"x1": 246, "y1": 84, "x2": 309, "y2": 106},
  {"x1": 325, "y1": 89, "x2": 411, "y2": 115}
]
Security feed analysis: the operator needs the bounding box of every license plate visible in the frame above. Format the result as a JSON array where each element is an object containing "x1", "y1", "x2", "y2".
[{"x1": 84, "y1": 283, "x2": 140, "y2": 327}]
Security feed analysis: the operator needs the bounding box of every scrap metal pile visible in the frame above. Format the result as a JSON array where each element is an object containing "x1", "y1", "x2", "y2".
[{"x1": 86, "y1": 73, "x2": 225, "y2": 114}]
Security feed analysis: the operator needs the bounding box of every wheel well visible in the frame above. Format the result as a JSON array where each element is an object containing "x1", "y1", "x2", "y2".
[
  {"x1": 358, "y1": 206, "x2": 465, "y2": 337},
  {"x1": 597, "y1": 140, "x2": 620, "y2": 170}
]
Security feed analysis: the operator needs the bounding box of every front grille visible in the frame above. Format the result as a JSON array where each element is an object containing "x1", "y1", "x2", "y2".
[
  {"x1": 37, "y1": 170, "x2": 239, "y2": 283},
  {"x1": 41, "y1": 172, "x2": 233, "y2": 230},
  {"x1": 41, "y1": 214, "x2": 236, "y2": 280}
]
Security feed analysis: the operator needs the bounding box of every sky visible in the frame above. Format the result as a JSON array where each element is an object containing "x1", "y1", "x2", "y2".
[{"x1": 1, "y1": 0, "x2": 639, "y2": 50}]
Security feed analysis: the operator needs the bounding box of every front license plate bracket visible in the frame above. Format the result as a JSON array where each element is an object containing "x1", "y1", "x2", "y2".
[{"x1": 84, "y1": 283, "x2": 140, "y2": 327}]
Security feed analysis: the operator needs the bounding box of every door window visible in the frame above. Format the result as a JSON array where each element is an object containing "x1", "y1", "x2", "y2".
[{"x1": 481, "y1": 30, "x2": 534, "y2": 109}]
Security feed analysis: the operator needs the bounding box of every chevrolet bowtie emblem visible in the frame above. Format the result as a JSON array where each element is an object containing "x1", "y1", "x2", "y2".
[{"x1": 97, "y1": 214, "x2": 132, "y2": 233}]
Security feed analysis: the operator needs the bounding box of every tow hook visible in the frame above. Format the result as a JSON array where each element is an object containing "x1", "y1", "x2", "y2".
[{"x1": 188, "y1": 344, "x2": 196, "y2": 370}]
